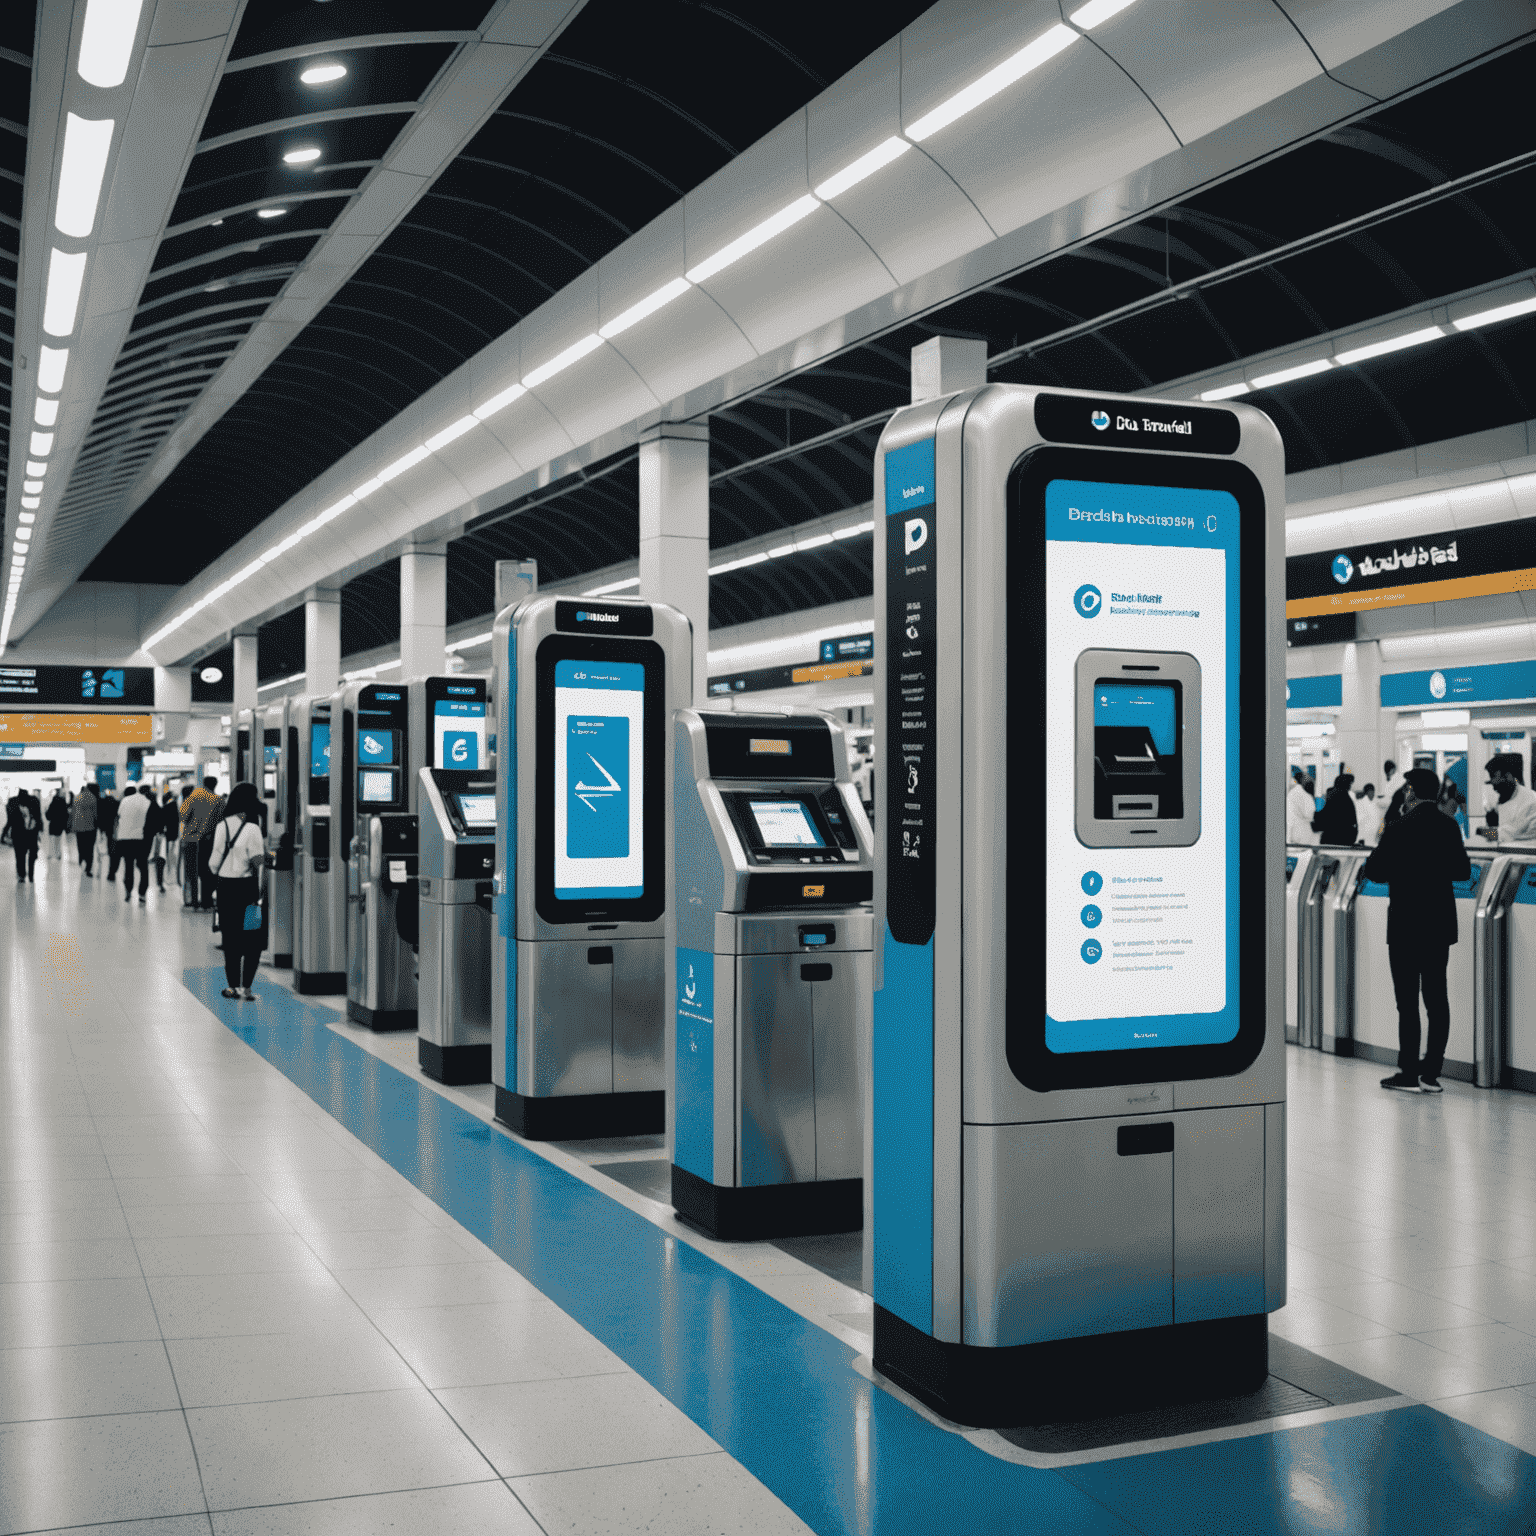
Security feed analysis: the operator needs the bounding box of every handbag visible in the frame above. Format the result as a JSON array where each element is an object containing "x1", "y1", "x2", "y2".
[{"x1": 243, "y1": 901, "x2": 263, "y2": 931}]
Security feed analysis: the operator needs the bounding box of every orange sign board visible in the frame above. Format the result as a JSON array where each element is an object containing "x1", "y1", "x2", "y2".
[
  {"x1": 0, "y1": 713, "x2": 153, "y2": 744},
  {"x1": 1286, "y1": 566, "x2": 1536, "y2": 619},
  {"x1": 789, "y1": 659, "x2": 874, "y2": 685}
]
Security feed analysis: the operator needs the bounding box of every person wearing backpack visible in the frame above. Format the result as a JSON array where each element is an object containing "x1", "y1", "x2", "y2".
[
  {"x1": 6, "y1": 787, "x2": 40, "y2": 882},
  {"x1": 208, "y1": 781, "x2": 269, "y2": 1000}
]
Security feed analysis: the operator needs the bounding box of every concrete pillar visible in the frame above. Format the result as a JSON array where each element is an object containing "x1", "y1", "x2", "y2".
[
  {"x1": 910, "y1": 336, "x2": 987, "y2": 404},
  {"x1": 305, "y1": 588, "x2": 341, "y2": 699},
  {"x1": 638, "y1": 422, "x2": 709, "y2": 704},
  {"x1": 495, "y1": 559, "x2": 538, "y2": 619},
  {"x1": 400, "y1": 542, "x2": 447, "y2": 681},
  {"x1": 232, "y1": 633, "x2": 258, "y2": 717},
  {"x1": 154, "y1": 666, "x2": 191, "y2": 748},
  {"x1": 1335, "y1": 640, "x2": 1393, "y2": 793}
]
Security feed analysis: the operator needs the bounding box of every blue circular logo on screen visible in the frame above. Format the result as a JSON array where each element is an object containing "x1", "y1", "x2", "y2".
[
  {"x1": 1081, "y1": 939, "x2": 1103, "y2": 964},
  {"x1": 1073, "y1": 584, "x2": 1103, "y2": 618},
  {"x1": 1091, "y1": 409, "x2": 1111, "y2": 431},
  {"x1": 1081, "y1": 870, "x2": 1102, "y2": 895},
  {"x1": 1081, "y1": 904, "x2": 1102, "y2": 928},
  {"x1": 1331, "y1": 553, "x2": 1354, "y2": 585}
]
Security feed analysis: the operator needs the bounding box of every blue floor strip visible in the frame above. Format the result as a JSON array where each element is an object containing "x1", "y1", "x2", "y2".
[{"x1": 185, "y1": 969, "x2": 1536, "y2": 1536}]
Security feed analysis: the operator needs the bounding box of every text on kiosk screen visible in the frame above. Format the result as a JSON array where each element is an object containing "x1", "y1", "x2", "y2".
[
  {"x1": 1045, "y1": 476, "x2": 1239, "y2": 1055},
  {"x1": 433, "y1": 698, "x2": 486, "y2": 769},
  {"x1": 455, "y1": 793, "x2": 496, "y2": 830},
  {"x1": 310, "y1": 722, "x2": 330, "y2": 778},
  {"x1": 748, "y1": 799, "x2": 824, "y2": 848},
  {"x1": 553, "y1": 658, "x2": 645, "y2": 900},
  {"x1": 359, "y1": 770, "x2": 394, "y2": 805}
]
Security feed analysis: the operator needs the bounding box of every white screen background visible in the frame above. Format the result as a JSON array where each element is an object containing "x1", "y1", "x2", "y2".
[{"x1": 554, "y1": 682, "x2": 644, "y2": 894}]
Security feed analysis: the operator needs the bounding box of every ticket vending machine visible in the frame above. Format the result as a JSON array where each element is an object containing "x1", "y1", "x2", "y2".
[
  {"x1": 334, "y1": 682, "x2": 417, "y2": 1031},
  {"x1": 491, "y1": 595, "x2": 692, "y2": 1139},
  {"x1": 871, "y1": 384, "x2": 1286, "y2": 1428},
  {"x1": 294, "y1": 698, "x2": 344, "y2": 992},
  {"x1": 671, "y1": 710, "x2": 874, "y2": 1238},
  {"x1": 260, "y1": 700, "x2": 297, "y2": 969}
]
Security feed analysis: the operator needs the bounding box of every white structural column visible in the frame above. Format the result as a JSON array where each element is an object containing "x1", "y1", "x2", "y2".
[
  {"x1": 638, "y1": 423, "x2": 710, "y2": 704},
  {"x1": 232, "y1": 633, "x2": 258, "y2": 718},
  {"x1": 305, "y1": 588, "x2": 341, "y2": 699},
  {"x1": 1335, "y1": 640, "x2": 1392, "y2": 790},
  {"x1": 154, "y1": 666, "x2": 191, "y2": 748},
  {"x1": 400, "y1": 542, "x2": 447, "y2": 681}
]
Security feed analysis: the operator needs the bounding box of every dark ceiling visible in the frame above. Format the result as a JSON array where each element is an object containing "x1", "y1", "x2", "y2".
[
  {"x1": 0, "y1": 7, "x2": 35, "y2": 524},
  {"x1": 88, "y1": 0, "x2": 938, "y2": 588}
]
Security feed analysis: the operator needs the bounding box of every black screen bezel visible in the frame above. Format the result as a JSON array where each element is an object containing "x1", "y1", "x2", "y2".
[
  {"x1": 1007, "y1": 446, "x2": 1268, "y2": 1091},
  {"x1": 724, "y1": 789, "x2": 839, "y2": 861},
  {"x1": 534, "y1": 635, "x2": 665, "y2": 925},
  {"x1": 425, "y1": 677, "x2": 489, "y2": 770}
]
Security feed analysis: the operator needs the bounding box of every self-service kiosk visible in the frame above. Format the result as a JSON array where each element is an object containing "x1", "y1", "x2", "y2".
[
  {"x1": 413, "y1": 674, "x2": 495, "y2": 1084},
  {"x1": 671, "y1": 710, "x2": 874, "y2": 1239},
  {"x1": 259, "y1": 700, "x2": 297, "y2": 969},
  {"x1": 491, "y1": 595, "x2": 691, "y2": 1139},
  {"x1": 333, "y1": 682, "x2": 417, "y2": 1030},
  {"x1": 871, "y1": 384, "x2": 1286, "y2": 1428},
  {"x1": 294, "y1": 698, "x2": 344, "y2": 993}
]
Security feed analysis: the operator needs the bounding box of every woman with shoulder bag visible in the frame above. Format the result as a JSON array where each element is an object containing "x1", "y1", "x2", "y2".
[{"x1": 208, "y1": 782, "x2": 268, "y2": 1000}]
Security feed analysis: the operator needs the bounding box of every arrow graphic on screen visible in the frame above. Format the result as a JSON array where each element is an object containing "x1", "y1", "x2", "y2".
[{"x1": 574, "y1": 753, "x2": 621, "y2": 812}]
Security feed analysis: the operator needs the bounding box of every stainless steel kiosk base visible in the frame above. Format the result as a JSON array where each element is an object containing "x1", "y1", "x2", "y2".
[
  {"x1": 347, "y1": 1000, "x2": 415, "y2": 1033},
  {"x1": 671, "y1": 1164, "x2": 860, "y2": 1241},
  {"x1": 873, "y1": 1307, "x2": 1268, "y2": 1429},
  {"x1": 296, "y1": 970, "x2": 345, "y2": 994},
  {"x1": 494, "y1": 1086, "x2": 662, "y2": 1141},
  {"x1": 420, "y1": 1039, "x2": 491, "y2": 1085}
]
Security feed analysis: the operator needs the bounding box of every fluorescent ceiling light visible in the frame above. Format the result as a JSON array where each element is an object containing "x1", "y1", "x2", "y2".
[
  {"x1": 25, "y1": 463, "x2": 46, "y2": 477},
  {"x1": 1200, "y1": 381, "x2": 1250, "y2": 402},
  {"x1": 906, "y1": 24, "x2": 1077, "y2": 141},
  {"x1": 376, "y1": 445, "x2": 430, "y2": 483},
  {"x1": 599, "y1": 277, "x2": 691, "y2": 339},
  {"x1": 1422, "y1": 732, "x2": 1469, "y2": 752},
  {"x1": 18, "y1": 514, "x2": 35, "y2": 525},
  {"x1": 815, "y1": 136, "x2": 911, "y2": 200},
  {"x1": 37, "y1": 347, "x2": 68, "y2": 394},
  {"x1": 833, "y1": 521, "x2": 874, "y2": 539},
  {"x1": 473, "y1": 382, "x2": 526, "y2": 420},
  {"x1": 709, "y1": 551, "x2": 769, "y2": 575},
  {"x1": 258, "y1": 672, "x2": 305, "y2": 694},
  {"x1": 445, "y1": 631, "x2": 493, "y2": 653},
  {"x1": 15, "y1": 527, "x2": 30, "y2": 540},
  {"x1": 55, "y1": 113, "x2": 115, "y2": 239},
  {"x1": 257, "y1": 208, "x2": 287, "y2": 219},
  {"x1": 1334, "y1": 326, "x2": 1443, "y2": 366},
  {"x1": 78, "y1": 0, "x2": 144, "y2": 88},
  {"x1": 43, "y1": 248, "x2": 88, "y2": 337},
  {"x1": 794, "y1": 533, "x2": 834, "y2": 552},
  {"x1": 29, "y1": 433, "x2": 54, "y2": 457},
  {"x1": 1452, "y1": 294, "x2": 1536, "y2": 332},
  {"x1": 686, "y1": 195, "x2": 819, "y2": 283},
  {"x1": 522, "y1": 332, "x2": 604, "y2": 389},
  {"x1": 425, "y1": 416, "x2": 476, "y2": 452},
  {"x1": 767, "y1": 543, "x2": 795, "y2": 559},
  {"x1": 23, "y1": 481, "x2": 41, "y2": 494},
  {"x1": 1069, "y1": 0, "x2": 1139, "y2": 27},
  {"x1": 1420, "y1": 709, "x2": 1470, "y2": 727},
  {"x1": 282, "y1": 147, "x2": 321, "y2": 165},
  {"x1": 300, "y1": 62, "x2": 347, "y2": 85},
  {"x1": 1250, "y1": 357, "x2": 1334, "y2": 390},
  {"x1": 34, "y1": 399, "x2": 59, "y2": 427},
  {"x1": 20, "y1": 498, "x2": 39, "y2": 511},
  {"x1": 582, "y1": 576, "x2": 640, "y2": 596},
  {"x1": 353, "y1": 476, "x2": 383, "y2": 500}
]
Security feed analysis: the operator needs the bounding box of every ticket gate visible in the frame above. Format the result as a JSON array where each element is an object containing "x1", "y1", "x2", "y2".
[
  {"x1": 1319, "y1": 848, "x2": 1371, "y2": 1056},
  {"x1": 1500, "y1": 860, "x2": 1536, "y2": 1090},
  {"x1": 260, "y1": 700, "x2": 297, "y2": 970},
  {"x1": 670, "y1": 710, "x2": 874, "y2": 1240},
  {"x1": 295, "y1": 698, "x2": 345, "y2": 993},
  {"x1": 1284, "y1": 848, "x2": 1312, "y2": 1045},
  {"x1": 490, "y1": 594, "x2": 692, "y2": 1140},
  {"x1": 334, "y1": 681, "x2": 417, "y2": 1031},
  {"x1": 417, "y1": 768, "x2": 496, "y2": 1084}
]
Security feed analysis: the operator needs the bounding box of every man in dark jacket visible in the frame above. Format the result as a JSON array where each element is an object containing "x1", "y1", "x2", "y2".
[
  {"x1": 97, "y1": 786, "x2": 121, "y2": 878},
  {"x1": 1314, "y1": 771, "x2": 1359, "y2": 846},
  {"x1": 1360, "y1": 767, "x2": 1472, "y2": 1093}
]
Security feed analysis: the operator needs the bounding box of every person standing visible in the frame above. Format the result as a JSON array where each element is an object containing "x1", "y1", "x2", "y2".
[
  {"x1": 207, "y1": 782, "x2": 268, "y2": 1000},
  {"x1": 6, "y1": 787, "x2": 40, "y2": 882},
  {"x1": 1486, "y1": 753, "x2": 1536, "y2": 845},
  {"x1": 180, "y1": 776, "x2": 221, "y2": 910},
  {"x1": 1314, "y1": 771, "x2": 1359, "y2": 846},
  {"x1": 115, "y1": 784, "x2": 153, "y2": 904},
  {"x1": 151, "y1": 789, "x2": 177, "y2": 893},
  {"x1": 97, "y1": 786, "x2": 121, "y2": 880},
  {"x1": 69, "y1": 784, "x2": 98, "y2": 874},
  {"x1": 1360, "y1": 767, "x2": 1472, "y2": 1093},
  {"x1": 1286, "y1": 769, "x2": 1318, "y2": 845},
  {"x1": 45, "y1": 789, "x2": 68, "y2": 859},
  {"x1": 1355, "y1": 783, "x2": 1383, "y2": 846}
]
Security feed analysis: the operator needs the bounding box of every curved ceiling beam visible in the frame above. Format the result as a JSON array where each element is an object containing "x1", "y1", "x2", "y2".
[
  {"x1": 148, "y1": 228, "x2": 330, "y2": 283},
  {"x1": 224, "y1": 33, "x2": 480, "y2": 74},
  {"x1": 163, "y1": 189, "x2": 354, "y2": 240},
  {"x1": 194, "y1": 103, "x2": 419, "y2": 158},
  {"x1": 495, "y1": 112, "x2": 684, "y2": 196}
]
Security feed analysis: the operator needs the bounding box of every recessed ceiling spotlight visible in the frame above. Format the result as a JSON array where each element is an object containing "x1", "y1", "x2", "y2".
[
  {"x1": 300, "y1": 62, "x2": 346, "y2": 85},
  {"x1": 210, "y1": 217, "x2": 223, "y2": 227},
  {"x1": 256, "y1": 208, "x2": 287, "y2": 219},
  {"x1": 283, "y1": 146, "x2": 321, "y2": 165}
]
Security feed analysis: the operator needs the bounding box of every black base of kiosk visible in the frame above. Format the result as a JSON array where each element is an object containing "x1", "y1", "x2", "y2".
[
  {"x1": 873, "y1": 1307, "x2": 1268, "y2": 1429},
  {"x1": 670, "y1": 1164, "x2": 862, "y2": 1241},
  {"x1": 495, "y1": 1086, "x2": 663, "y2": 1141},
  {"x1": 418, "y1": 1039, "x2": 491, "y2": 1086},
  {"x1": 296, "y1": 970, "x2": 346, "y2": 995},
  {"x1": 346, "y1": 1000, "x2": 417, "y2": 1033},
  {"x1": 266, "y1": 951, "x2": 292, "y2": 969}
]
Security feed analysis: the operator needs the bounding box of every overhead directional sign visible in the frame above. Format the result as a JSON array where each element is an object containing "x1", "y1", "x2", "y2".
[{"x1": 0, "y1": 713, "x2": 153, "y2": 744}]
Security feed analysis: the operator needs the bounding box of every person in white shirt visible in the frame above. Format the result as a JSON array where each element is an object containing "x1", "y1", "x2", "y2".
[
  {"x1": 1487, "y1": 754, "x2": 1536, "y2": 846},
  {"x1": 1286, "y1": 771, "x2": 1318, "y2": 845},
  {"x1": 207, "y1": 782, "x2": 269, "y2": 1000},
  {"x1": 1354, "y1": 783, "x2": 1384, "y2": 846},
  {"x1": 114, "y1": 785, "x2": 154, "y2": 904}
]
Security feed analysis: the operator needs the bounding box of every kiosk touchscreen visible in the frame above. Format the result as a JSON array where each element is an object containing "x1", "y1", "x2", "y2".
[
  {"x1": 260, "y1": 704, "x2": 296, "y2": 970},
  {"x1": 491, "y1": 596, "x2": 691, "y2": 1139},
  {"x1": 871, "y1": 384, "x2": 1286, "y2": 1428},
  {"x1": 294, "y1": 700, "x2": 344, "y2": 992}
]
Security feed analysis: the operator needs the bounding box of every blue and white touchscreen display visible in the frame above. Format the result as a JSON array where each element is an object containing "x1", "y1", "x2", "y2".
[
  {"x1": 310, "y1": 722, "x2": 330, "y2": 779},
  {"x1": 433, "y1": 697, "x2": 486, "y2": 769},
  {"x1": 1045, "y1": 478, "x2": 1239, "y2": 1056},
  {"x1": 553, "y1": 659, "x2": 644, "y2": 899},
  {"x1": 749, "y1": 799, "x2": 823, "y2": 847}
]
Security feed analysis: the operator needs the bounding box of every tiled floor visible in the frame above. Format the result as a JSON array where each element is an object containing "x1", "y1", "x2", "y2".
[{"x1": 5, "y1": 850, "x2": 1536, "y2": 1533}]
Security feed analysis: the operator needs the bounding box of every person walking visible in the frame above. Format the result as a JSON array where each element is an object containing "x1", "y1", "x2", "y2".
[
  {"x1": 69, "y1": 783, "x2": 98, "y2": 874},
  {"x1": 1485, "y1": 753, "x2": 1536, "y2": 845},
  {"x1": 115, "y1": 784, "x2": 153, "y2": 904},
  {"x1": 1360, "y1": 767, "x2": 1472, "y2": 1094},
  {"x1": 181, "y1": 776, "x2": 221, "y2": 910},
  {"x1": 98, "y1": 786, "x2": 121, "y2": 880},
  {"x1": 45, "y1": 789, "x2": 68, "y2": 860},
  {"x1": 6, "y1": 787, "x2": 40, "y2": 882},
  {"x1": 151, "y1": 789, "x2": 177, "y2": 893},
  {"x1": 208, "y1": 782, "x2": 268, "y2": 1000},
  {"x1": 1314, "y1": 771, "x2": 1359, "y2": 846}
]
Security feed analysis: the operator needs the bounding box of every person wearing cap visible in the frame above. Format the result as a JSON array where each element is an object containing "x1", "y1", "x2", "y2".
[{"x1": 1359, "y1": 766, "x2": 1472, "y2": 1093}]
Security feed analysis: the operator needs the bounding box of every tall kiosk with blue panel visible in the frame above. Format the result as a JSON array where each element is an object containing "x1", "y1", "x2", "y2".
[
  {"x1": 260, "y1": 699, "x2": 297, "y2": 970},
  {"x1": 872, "y1": 384, "x2": 1286, "y2": 1427},
  {"x1": 671, "y1": 710, "x2": 874, "y2": 1238},
  {"x1": 333, "y1": 682, "x2": 417, "y2": 1031},
  {"x1": 295, "y1": 697, "x2": 345, "y2": 993},
  {"x1": 491, "y1": 595, "x2": 691, "y2": 1139}
]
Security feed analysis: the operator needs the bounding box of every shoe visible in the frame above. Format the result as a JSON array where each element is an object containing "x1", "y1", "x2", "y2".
[
  {"x1": 221, "y1": 987, "x2": 239, "y2": 999},
  {"x1": 123, "y1": 889, "x2": 131, "y2": 902},
  {"x1": 1381, "y1": 1073, "x2": 1423, "y2": 1093},
  {"x1": 138, "y1": 895, "x2": 146, "y2": 905},
  {"x1": 1419, "y1": 1075, "x2": 1444, "y2": 1093},
  {"x1": 239, "y1": 988, "x2": 256, "y2": 1001}
]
